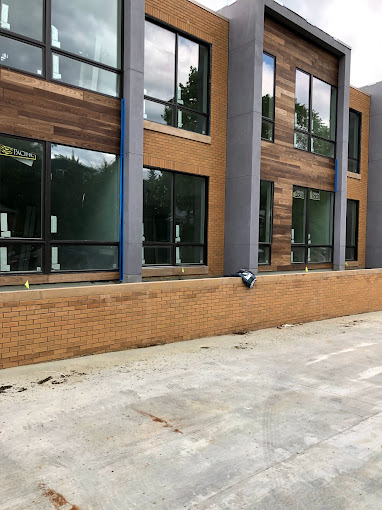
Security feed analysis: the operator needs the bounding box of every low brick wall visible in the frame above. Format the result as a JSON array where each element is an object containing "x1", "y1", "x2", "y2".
[{"x1": 1, "y1": 269, "x2": 382, "y2": 369}]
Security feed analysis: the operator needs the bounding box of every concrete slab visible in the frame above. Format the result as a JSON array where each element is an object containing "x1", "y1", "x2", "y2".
[{"x1": 1, "y1": 312, "x2": 382, "y2": 509}]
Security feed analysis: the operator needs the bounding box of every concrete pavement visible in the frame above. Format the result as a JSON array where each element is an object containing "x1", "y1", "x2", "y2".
[{"x1": 1, "y1": 312, "x2": 382, "y2": 509}]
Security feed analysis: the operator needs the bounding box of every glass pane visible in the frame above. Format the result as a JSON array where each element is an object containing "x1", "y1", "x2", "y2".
[
  {"x1": 258, "y1": 245, "x2": 271, "y2": 265},
  {"x1": 0, "y1": 0, "x2": 43, "y2": 40},
  {"x1": 291, "y1": 246, "x2": 305, "y2": 264},
  {"x1": 144, "y1": 100, "x2": 174, "y2": 126},
  {"x1": 294, "y1": 131, "x2": 309, "y2": 151},
  {"x1": 178, "y1": 36, "x2": 208, "y2": 114},
  {"x1": 311, "y1": 137, "x2": 335, "y2": 158},
  {"x1": 312, "y1": 78, "x2": 337, "y2": 141},
  {"x1": 348, "y1": 110, "x2": 360, "y2": 166},
  {"x1": 51, "y1": 0, "x2": 121, "y2": 68},
  {"x1": 0, "y1": 244, "x2": 42, "y2": 272},
  {"x1": 346, "y1": 200, "x2": 358, "y2": 247},
  {"x1": 262, "y1": 120, "x2": 273, "y2": 141},
  {"x1": 144, "y1": 21, "x2": 175, "y2": 102},
  {"x1": 52, "y1": 53, "x2": 120, "y2": 97},
  {"x1": 143, "y1": 168, "x2": 173, "y2": 243},
  {"x1": 143, "y1": 246, "x2": 172, "y2": 266},
  {"x1": 0, "y1": 35, "x2": 42, "y2": 75},
  {"x1": 292, "y1": 187, "x2": 307, "y2": 244},
  {"x1": 308, "y1": 247, "x2": 332, "y2": 263},
  {"x1": 348, "y1": 159, "x2": 359, "y2": 173},
  {"x1": 346, "y1": 247, "x2": 356, "y2": 262},
  {"x1": 178, "y1": 109, "x2": 207, "y2": 135},
  {"x1": 295, "y1": 70, "x2": 310, "y2": 131},
  {"x1": 177, "y1": 246, "x2": 204, "y2": 265},
  {"x1": 51, "y1": 145, "x2": 119, "y2": 242},
  {"x1": 262, "y1": 53, "x2": 275, "y2": 120},
  {"x1": 175, "y1": 173, "x2": 206, "y2": 244},
  {"x1": 51, "y1": 245, "x2": 118, "y2": 271},
  {"x1": 309, "y1": 190, "x2": 334, "y2": 245},
  {"x1": 259, "y1": 180, "x2": 273, "y2": 244},
  {"x1": 0, "y1": 135, "x2": 42, "y2": 238}
]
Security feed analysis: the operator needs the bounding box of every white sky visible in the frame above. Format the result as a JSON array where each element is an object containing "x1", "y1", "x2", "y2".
[{"x1": 197, "y1": 0, "x2": 382, "y2": 87}]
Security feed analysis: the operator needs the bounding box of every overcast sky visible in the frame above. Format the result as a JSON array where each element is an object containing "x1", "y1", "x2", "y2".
[{"x1": 197, "y1": 0, "x2": 381, "y2": 88}]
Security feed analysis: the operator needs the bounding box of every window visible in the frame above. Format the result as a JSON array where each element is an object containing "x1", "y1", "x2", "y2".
[
  {"x1": 291, "y1": 186, "x2": 334, "y2": 264},
  {"x1": 348, "y1": 109, "x2": 361, "y2": 173},
  {"x1": 0, "y1": 133, "x2": 120, "y2": 273},
  {"x1": 259, "y1": 180, "x2": 273, "y2": 265},
  {"x1": 144, "y1": 20, "x2": 210, "y2": 135},
  {"x1": 262, "y1": 53, "x2": 275, "y2": 142},
  {"x1": 143, "y1": 168, "x2": 207, "y2": 265},
  {"x1": 294, "y1": 69, "x2": 337, "y2": 158},
  {"x1": 346, "y1": 199, "x2": 358, "y2": 261},
  {"x1": 0, "y1": 0, "x2": 121, "y2": 97}
]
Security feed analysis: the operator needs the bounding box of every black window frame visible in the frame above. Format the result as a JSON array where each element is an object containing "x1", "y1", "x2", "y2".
[
  {"x1": 258, "y1": 179, "x2": 274, "y2": 265},
  {"x1": 143, "y1": 166, "x2": 208, "y2": 267},
  {"x1": 346, "y1": 199, "x2": 359, "y2": 262},
  {"x1": 294, "y1": 68, "x2": 337, "y2": 159},
  {"x1": 261, "y1": 52, "x2": 276, "y2": 143},
  {"x1": 0, "y1": 0, "x2": 122, "y2": 98},
  {"x1": 291, "y1": 185, "x2": 335, "y2": 265},
  {"x1": 144, "y1": 16, "x2": 211, "y2": 136},
  {"x1": 0, "y1": 132, "x2": 120, "y2": 275},
  {"x1": 348, "y1": 109, "x2": 362, "y2": 174}
]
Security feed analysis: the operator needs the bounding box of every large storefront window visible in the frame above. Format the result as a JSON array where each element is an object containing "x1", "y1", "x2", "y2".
[
  {"x1": 0, "y1": 0, "x2": 121, "y2": 97},
  {"x1": 294, "y1": 70, "x2": 337, "y2": 158},
  {"x1": 143, "y1": 168, "x2": 207, "y2": 265},
  {"x1": 0, "y1": 134, "x2": 119, "y2": 274},
  {"x1": 144, "y1": 20, "x2": 210, "y2": 135},
  {"x1": 291, "y1": 186, "x2": 334, "y2": 264},
  {"x1": 346, "y1": 199, "x2": 358, "y2": 261},
  {"x1": 258, "y1": 180, "x2": 273, "y2": 265}
]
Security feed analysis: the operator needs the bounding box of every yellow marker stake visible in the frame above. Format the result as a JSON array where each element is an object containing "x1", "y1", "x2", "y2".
[
  {"x1": 25, "y1": 281, "x2": 30, "y2": 289},
  {"x1": 345, "y1": 262, "x2": 348, "y2": 267},
  {"x1": 305, "y1": 267, "x2": 308, "y2": 273},
  {"x1": 182, "y1": 268, "x2": 185, "y2": 273}
]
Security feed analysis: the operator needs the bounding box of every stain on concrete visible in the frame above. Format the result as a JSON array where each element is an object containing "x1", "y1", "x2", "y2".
[
  {"x1": 39, "y1": 483, "x2": 79, "y2": 509},
  {"x1": 134, "y1": 409, "x2": 183, "y2": 434},
  {"x1": 0, "y1": 385, "x2": 12, "y2": 393}
]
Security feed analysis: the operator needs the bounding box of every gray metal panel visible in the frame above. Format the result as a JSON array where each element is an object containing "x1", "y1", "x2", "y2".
[{"x1": 122, "y1": 0, "x2": 145, "y2": 282}]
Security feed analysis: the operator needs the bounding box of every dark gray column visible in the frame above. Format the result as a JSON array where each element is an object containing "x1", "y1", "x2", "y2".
[
  {"x1": 333, "y1": 51, "x2": 351, "y2": 271},
  {"x1": 122, "y1": 0, "x2": 145, "y2": 282},
  {"x1": 220, "y1": 0, "x2": 265, "y2": 275}
]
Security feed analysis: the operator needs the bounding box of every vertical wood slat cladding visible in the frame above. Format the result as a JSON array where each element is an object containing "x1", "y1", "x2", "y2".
[
  {"x1": 260, "y1": 16, "x2": 339, "y2": 271},
  {"x1": 0, "y1": 69, "x2": 121, "y2": 153}
]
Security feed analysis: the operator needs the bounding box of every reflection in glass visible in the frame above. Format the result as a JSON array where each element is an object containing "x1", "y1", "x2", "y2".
[
  {"x1": 144, "y1": 21, "x2": 175, "y2": 101},
  {"x1": 348, "y1": 110, "x2": 361, "y2": 173},
  {"x1": 312, "y1": 78, "x2": 337, "y2": 141},
  {"x1": 51, "y1": 245, "x2": 118, "y2": 271},
  {"x1": 291, "y1": 246, "x2": 305, "y2": 264},
  {"x1": 311, "y1": 137, "x2": 335, "y2": 158},
  {"x1": 0, "y1": 135, "x2": 42, "y2": 238},
  {"x1": 178, "y1": 109, "x2": 207, "y2": 135},
  {"x1": 178, "y1": 246, "x2": 204, "y2": 265},
  {"x1": 0, "y1": 36, "x2": 42, "y2": 75},
  {"x1": 262, "y1": 120, "x2": 273, "y2": 142},
  {"x1": 294, "y1": 132, "x2": 309, "y2": 151},
  {"x1": 292, "y1": 187, "x2": 306, "y2": 244},
  {"x1": 143, "y1": 169, "x2": 173, "y2": 243},
  {"x1": 175, "y1": 173, "x2": 205, "y2": 244},
  {"x1": 0, "y1": 244, "x2": 42, "y2": 272},
  {"x1": 51, "y1": 0, "x2": 121, "y2": 68},
  {"x1": 309, "y1": 190, "x2": 334, "y2": 246},
  {"x1": 0, "y1": 0, "x2": 43, "y2": 40},
  {"x1": 258, "y1": 245, "x2": 271, "y2": 265},
  {"x1": 144, "y1": 100, "x2": 174, "y2": 126},
  {"x1": 295, "y1": 69, "x2": 310, "y2": 130},
  {"x1": 262, "y1": 53, "x2": 275, "y2": 120},
  {"x1": 52, "y1": 53, "x2": 120, "y2": 97},
  {"x1": 346, "y1": 199, "x2": 358, "y2": 261},
  {"x1": 309, "y1": 247, "x2": 332, "y2": 263},
  {"x1": 178, "y1": 36, "x2": 208, "y2": 114},
  {"x1": 259, "y1": 180, "x2": 272, "y2": 244},
  {"x1": 143, "y1": 246, "x2": 172, "y2": 266},
  {"x1": 51, "y1": 145, "x2": 119, "y2": 242}
]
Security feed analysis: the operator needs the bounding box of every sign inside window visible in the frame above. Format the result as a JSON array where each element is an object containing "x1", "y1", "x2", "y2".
[
  {"x1": 0, "y1": 144, "x2": 37, "y2": 161},
  {"x1": 293, "y1": 189, "x2": 304, "y2": 199},
  {"x1": 310, "y1": 190, "x2": 320, "y2": 201}
]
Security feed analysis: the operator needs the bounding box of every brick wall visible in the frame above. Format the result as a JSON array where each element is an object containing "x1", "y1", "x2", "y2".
[
  {"x1": 144, "y1": 0, "x2": 229, "y2": 276},
  {"x1": 1, "y1": 269, "x2": 382, "y2": 369},
  {"x1": 348, "y1": 87, "x2": 370, "y2": 268}
]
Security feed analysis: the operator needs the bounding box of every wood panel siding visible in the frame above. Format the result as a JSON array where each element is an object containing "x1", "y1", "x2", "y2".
[
  {"x1": 0, "y1": 69, "x2": 121, "y2": 154},
  {"x1": 260, "y1": 16, "x2": 339, "y2": 271}
]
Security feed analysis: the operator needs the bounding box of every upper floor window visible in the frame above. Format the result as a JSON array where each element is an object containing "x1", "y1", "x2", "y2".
[
  {"x1": 348, "y1": 109, "x2": 361, "y2": 174},
  {"x1": 262, "y1": 53, "x2": 275, "y2": 142},
  {"x1": 144, "y1": 20, "x2": 210, "y2": 136},
  {"x1": 0, "y1": 0, "x2": 121, "y2": 97},
  {"x1": 294, "y1": 69, "x2": 337, "y2": 158}
]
